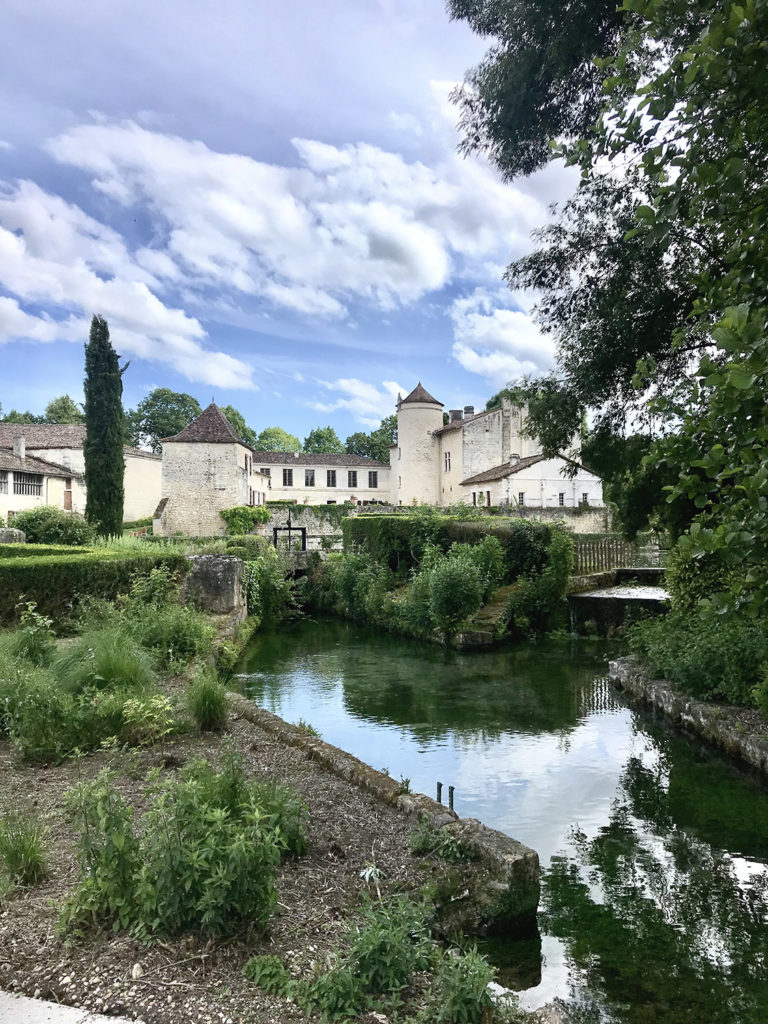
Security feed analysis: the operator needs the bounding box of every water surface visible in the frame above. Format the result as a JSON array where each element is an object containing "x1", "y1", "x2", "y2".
[{"x1": 240, "y1": 618, "x2": 768, "y2": 1023}]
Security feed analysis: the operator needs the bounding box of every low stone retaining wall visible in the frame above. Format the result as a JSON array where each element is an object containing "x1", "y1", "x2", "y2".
[
  {"x1": 608, "y1": 656, "x2": 768, "y2": 774},
  {"x1": 230, "y1": 692, "x2": 540, "y2": 934}
]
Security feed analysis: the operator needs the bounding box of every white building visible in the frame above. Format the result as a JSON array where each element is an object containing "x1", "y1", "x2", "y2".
[
  {"x1": 390, "y1": 383, "x2": 604, "y2": 510},
  {"x1": 0, "y1": 422, "x2": 162, "y2": 523},
  {"x1": 251, "y1": 451, "x2": 389, "y2": 505}
]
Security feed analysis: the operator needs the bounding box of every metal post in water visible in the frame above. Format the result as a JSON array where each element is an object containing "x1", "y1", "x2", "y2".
[
  {"x1": 448, "y1": 785, "x2": 455, "y2": 812},
  {"x1": 436, "y1": 781, "x2": 443, "y2": 804}
]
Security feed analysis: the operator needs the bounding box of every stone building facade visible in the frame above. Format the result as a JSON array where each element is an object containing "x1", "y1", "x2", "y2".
[
  {"x1": 391, "y1": 383, "x2": 604, "y2": 510},
  {"x1": 0, "y1": 422, "x2": 162, "y2": 522},
  {"x1": 0, "y1": 436, "x2": 77, "y2": 522},
  {"x1": 153, "y1": 404, "x2": 270, "y2": 537},
  {"x1": 251, "y1": 451, "x2": 389, "y2": 505}
]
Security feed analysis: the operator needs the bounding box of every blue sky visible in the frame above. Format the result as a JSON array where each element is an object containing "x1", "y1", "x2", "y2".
[{"x1": 0, "y1": 0, "x2": 576, "y2": 439}]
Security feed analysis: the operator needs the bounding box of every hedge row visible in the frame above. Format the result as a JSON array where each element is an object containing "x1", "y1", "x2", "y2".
[
  {"x1": 341, "y1": 514, "x2": 552, "y2": 581},
  {"x1": 0, "y1": 544, "x2": 94, "y2": 560},
  {"x1": 0, "y1": 550, "x2": 190, "y2": 624}
]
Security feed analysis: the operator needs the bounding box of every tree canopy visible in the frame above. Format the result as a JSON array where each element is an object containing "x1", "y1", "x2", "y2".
[
  {"x1": 253, "y1": 426, "x2": 301, "y2": 452},
  {"x1": 127, "y1": 389, "x2": 202, "y2": 453},
  {"x1": 345, "y1": 415, "x2": 397, "y2": 462},
  {"x1": 220, "y1": 404, "x2": 257, "y2": 447},
  {"x1": 303, "y1": 426, "x2": 344, "y2": 455},
  {"x1": 45, "y1": 394, "x2": 84, "y2": 423},
  {"x1": 84, "y1": 315, "x2": 124, "y2": 537}
]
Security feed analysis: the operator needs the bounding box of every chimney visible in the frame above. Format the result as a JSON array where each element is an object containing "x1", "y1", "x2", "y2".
[
  {"x1": 464, "y1": 405, "x2": 475, "y2": 418},
  {"x1": 13, "y1": 435, "x2": 25, "y2": 461},
  {"x1": 509, "y1": 453, "x2": 520, "y2": 466},
  {"x1": 449, "y1": 409, "x2": 463, "y2": 423}
]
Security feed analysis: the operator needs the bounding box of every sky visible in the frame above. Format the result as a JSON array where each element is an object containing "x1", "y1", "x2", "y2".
[{"x1": 0, "y1": 0, "x2": 577, "y2": 440}]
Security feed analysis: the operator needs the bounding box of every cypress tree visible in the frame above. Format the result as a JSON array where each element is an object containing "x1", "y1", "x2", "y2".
[{"x1": 84, "y1": 314, "x2": 125, "y2": 537}]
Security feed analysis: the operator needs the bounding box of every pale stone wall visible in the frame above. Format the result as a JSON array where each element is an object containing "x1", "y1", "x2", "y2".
[
  {"x1": 460, "y1": 457, "x2": 605, "y2": 520},
  {"x1": 1, "y1": 474, "x2": 67, "y2": 521},
  {"x1": 26, "y1": 446, "x2": 86, "y2": 513},
  {"x1": 124, "y1": 452, "x2": 162, "y2": 521},
  {"x1": 395, "y1": 400, "x2": 442, "y2": 505},
  {"x1": 157, "y1": 441, "x2": 269, "y2": 537},
  {"x1": 256, "y1": 458, "x2": 389, "y2": 506}
]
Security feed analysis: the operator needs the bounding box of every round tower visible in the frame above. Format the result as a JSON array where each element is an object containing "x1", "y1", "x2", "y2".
[{"x1": 395, "y1": 382, "x2": 443, "y2": 506}]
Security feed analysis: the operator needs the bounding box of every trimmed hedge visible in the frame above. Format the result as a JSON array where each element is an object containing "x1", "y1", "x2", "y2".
[
  {"x1": 342, "y1": 514, "x2": 551, "y2": 581},
  {"x1": 0, "y1": 550, "x2": 189, "y2": 624},
  {"x1": 0, "y1": 544, "x2": 93, "y2": 560}
]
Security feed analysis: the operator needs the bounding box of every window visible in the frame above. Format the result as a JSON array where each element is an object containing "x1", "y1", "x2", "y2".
[
  {"x1": 398, "y1": 476, "x2": 401, "y2": 488},
  {"x1": 368, "y1": 471, "x2": 378, "y2": 488},
  {"x1": 444, "y1": 452, "x2": 451, "y2": 472},
  {"x1": 518, "y1": 492, "x2": 525, "y2": 506},
  {"x1": 305, "y1": 469, "x2": 315, "y2": 487},
  {"x1": 472, "y1": 491, "x2": 477, "y2": 506},
  {"x1": 260, "y1": 467, "x2": 270, "y2": 477},
  {"x1": 283, "y1": 468, "x2": 293, "y2": 487},
  {"x1": 348, "y1": 470, "x2": 357, "y2": 487},
  {"x1": 326, "y1": 500, "x2": 337, "y2": 505},
  {"x1": 327, "y1": 470, "x2": 336, "y2": 487},
  {"x1": 0, "y1": 471, "x2": 7, "y2": 494},
  {"x1": 558, "y1": 493, "x2": 565, "y2": 507},
  {"x1": 14, "y1": 472, "x2": 43, "y2": 496},
  {"x1": 398, "y1": 447, "x2": 401, "y2": 460},
  {"x1": 582, "y1": 492, "x2": 589, "y2": 506}
]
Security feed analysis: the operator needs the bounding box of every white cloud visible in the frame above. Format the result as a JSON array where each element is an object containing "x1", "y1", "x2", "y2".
[
  {"x1": 311, "y1": 378, "x2": 405, "y2": 427},
  {"x1": 450, "y1": 288, "x2": 556, "y2": 385},
  {"x1": 0, "y1": 180, "x2": 255, "y2": 388}
]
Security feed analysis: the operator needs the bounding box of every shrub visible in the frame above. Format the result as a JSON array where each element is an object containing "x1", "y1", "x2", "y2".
[
  {"x1": 349, "y1": 895, "x2": 433, "y2": 994},
  {"x1": 409, "y1": 817, "x2": 476, "y2": 863},
  {"x1": 241, "y1": 550, "x2": 297, "y2": 622},
  {"x1": 120, "y1": 694, "x2": 175, "y2": 746},
  {"x1": 0, "y1": 602, "x2": 55, "y2": 667},
  {"x1": 125, "y1": 563, "x2": 182, "y2": 608},
  {"x1": 54, "y1": 628, "x2": 156, "y2": 694},
  {"x1": 434, "y1": 947, "x2": 496, "y2": 1024},
  {"x1": 0, "y1": 544, "x2": 92, "y2": 559},
  {"x1": 11, "y1": 507, "x2": 96, "y2": 546},
  {"x1": 503, "y1": 528, "x2": 574, "y2": 638},
  {"x1": 428, "y1": 555, "x2": 484, "y2": 637},
  {"x1": 187, "y1": 669, "x2": 229, "y2": 731},
  {"x1": 225, "y1": 534, "x2": 272, "y2": 558},
  {"x1": 0, "y1": 810, "x2": 47, "y2": 884},
  {"x1": 243, "y1": 955, "x2": 297, "y2": 997},
  {"x1": 665, "y1": 533, "x2": 734, "y2": 611},
  {"x1": 124, "y1": 604, "x2": 215, "y2": 670},
  {"x1": 630, "y1": 608, "x2": 768, "y2": 706},
  {"x1": 219, "y1": 505, "x2": 270, "y2": 534}
]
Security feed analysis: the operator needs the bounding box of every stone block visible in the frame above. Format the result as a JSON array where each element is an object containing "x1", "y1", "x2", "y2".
[
  {"x1": 0, "y1": 528, "x2": 26, "y2": 543},
  {"x1": 183, "y1": 554, "x2": 246, "y2": 618}
]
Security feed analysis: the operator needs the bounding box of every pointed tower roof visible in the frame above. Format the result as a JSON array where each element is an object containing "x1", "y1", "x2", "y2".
[
  {"x1": 162, "y1": 403, "x2": 242, "y2": 444},
  {"x1": 400, "y1": 382, "x2": 443, "y2": 407}
]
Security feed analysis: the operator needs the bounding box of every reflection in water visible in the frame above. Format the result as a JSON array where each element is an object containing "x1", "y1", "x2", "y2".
[{"x1": 240, "y1": 618, "x2": 768, "y2": 1023}]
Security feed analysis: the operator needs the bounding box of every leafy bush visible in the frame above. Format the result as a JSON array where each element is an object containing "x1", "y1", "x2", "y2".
[
  {"x1": 0, "y1": 544, "x2": 92, "y2": 559},
  {"x1": 124, "y1": 604, "x2": 215, "y2": 670},
  {"x1": 349, "y1": 895, "x2": 433, "y2": 995},
  {"x1": 125, "y1": 562, "x2": 182, "y2": 608},
  {"x1": 0, "y1": 549, "x2": 189, "y2": 624},
  {"x1": 186, "y1": 669, "x2": 229, "y2": 731},
  {"x1": 54, "y1": 628, "x2": 156, "y2": 694},
  {"x1": 665, "y1": 533, "x2": 734, "y2": 611},
  {"x1": 243, "y1": 955, "x2": 297, "y2": 997},
  {"x1": 428, "y1": 556, "x2": 484, "y2": 637},
  {"x1": 120, "y1": 694, "x2": 175, "y2": 746},
  {"x1": 62, "y1": 758, "x2": 290, "y2": 940},
  {"x1": 409, "y1": 817, "x2": 476, "y2": 863},
  {"x1": 630, "y1": 608, "x2": 768, "y2": 706},
  {"x1": 241, "y1": 550, "x2": 297, "y2": 622},
  {"x1": 0, "y1": 810, "x2": 47, "y2": 884},
  {"x1": 0, "y1": 602, "x2": 55, "y2": 666},
  {"x1": 11, "y1": 506, "x2": 96, "y2": 546},
  {"x1": 219, "y1": 505, "x2": 270, "y2": 534},
  {"x1": 434, "y1": 947, "x2": 496, "y2": 1024},
  {"x1": 503, "y1": 528, "x2": 574, "y2": 638},
  {"x1": 225, "y1": 534, "x2": 272, "y2": 558}
]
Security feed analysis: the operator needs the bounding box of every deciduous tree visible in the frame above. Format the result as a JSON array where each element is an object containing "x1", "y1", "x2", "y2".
[
  {"x1": 45, "y1": 394, "x2": 84, "y2": 423},
  {"x1": 220, "y1": 405, "x2": 257, "y2": 447},
  {"x1": 127, "y1": 389, "x2": 202, "y2": 452},
  {"x1": 303, "y1": 426, "x2": 344, "y2": 455},
  {"x1": 253, "y1": 426, "x2": 301, "y2": 452}
]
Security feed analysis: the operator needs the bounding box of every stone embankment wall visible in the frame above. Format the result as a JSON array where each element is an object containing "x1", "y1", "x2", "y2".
[
  {"x1": 268, "y1": 504, "x2": 350, "y2": 551},
  {"x1": 230, "y1": 693, "x2": 540, "y2": 934},
  {"x1": 609, "y1": 656, "x2": 768, "y2": 774}
]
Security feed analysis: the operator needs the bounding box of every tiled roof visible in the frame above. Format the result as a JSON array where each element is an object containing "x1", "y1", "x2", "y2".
[
  {"x1": 0, "y1": 447, "x2": 80, "y2": 479},
  {"x1": 461, "y1": 455, "x2": 547, "y2": 486},
  {"x1": 0, "y1": 423, "x2": 86, "y2": 448},
  {"x1": 250, "y1": 451, "x2": 389, "y2": 468},
  {"x1": 124, "y1": 446, "x2": 160, "y2": 461},
  {"x1": 399, "y1": 382, "x2": 442, "y2": 406},
  {"x1": 162, "y1": 403, "x2": 243, "y2": 444}
]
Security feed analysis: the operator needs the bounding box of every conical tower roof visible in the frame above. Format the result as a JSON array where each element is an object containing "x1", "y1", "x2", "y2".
[
  {"x1": 399, "y1": 382, "x2": 442, "y2": 407},
  {"x1": 162, "y1": 403, "x2": 242, "y2": 443}
]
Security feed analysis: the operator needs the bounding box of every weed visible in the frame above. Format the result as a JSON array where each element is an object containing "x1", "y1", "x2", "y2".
[
  {"x1": 409, "y1": 817, "x2": 476, "y2": 863},
  {"x1": 302, "y1": 962, "x2": 362, "y2": 1021},
  {"x1": 433, "y1": 947, "x2": 496, "y2": 1024},
  {"x1": 397, "y1": 776, "x2": 411, "y2": 795},
  {"x1": 349, "y1": 895, "x2": 433, "y2": 995},
  {"x1": 187, "y1": 669, "x2": 229, "y2": 732},
  {"x1": 4, "y1": 602, "x2": 56, "y2": 666},
  {"x1": 0, "y1": 810, "x2": 47, "y2": 884},
  {"x1": 243, "y1": 955, "x2": 297, "y2": 997},
  {"x1": 54, "y1": 628, "x2": 156, "y2": 695},
  {"x1": 295, "y1": 718, "x2": 321, "y2": 738},
  {"x1": 120, "y1": 694, "x2": 175, "y2": 747},
  {"x1": 124, "y1": 604, "x2": 215, "y2": 671}
]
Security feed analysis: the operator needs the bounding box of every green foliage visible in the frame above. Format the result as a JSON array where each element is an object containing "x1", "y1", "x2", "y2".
[
  {"x1": 0, "y1": 543, "x2": 92, "y2": 559},
  {"x1": 504, "y1": 528, "x2": 574, "y2": 638},
  {"x1": 350, "y1": 895, "x2": 433, "y2": 994},
  {"x1": 10, "y1": 507, "x2": 95, "y2": 546},
  {"x1": 303, "y1": 425, "x2": 345, "y2": 454},
  {"x1": 124, "y1": 604, "x2": 215, "y2": 670},
  {"x1": 427, "y1": 554, "x2": 483, "y2": 637},
  {"x1": 665, "y1": 535, "x2": 733, "y2": 612},
  {"x1": 241, "y1": 550, "x2": 297, "y2": 622},
  {"x1": 253, "y1": 425, "x2": 301, "y2": 452},
  {"x1": 61, "y1": 755, "x2": 295, "y2": 940},
  {"x1": 0, "y1": 602, "x2": 55, "y2": 667},
  {"x1": 126, "y1": 387, "x2": 201, "y2": 453},
  {"x1": 186, "y1": 668, "x2": 229, "y2": 732},
  {"x1": 219, "y1": 505, "x2": 270, "y2": 533},
  {"x1": 53, "y1": 628, "x2": 156, "y2": 695},
  {"x1": 345, "y1": 415, "x2": 398, "y2": 462},
  {"x1": 433, "y1": 947, "x2": 496, "y2": 1024},
  {"x1": 224, "y1": 534, "x2": 272, "y2": 558},
  {"x1": 0, "y1": 810, "x2": 47, "y2": 885},
  {"x1": 45, "y1": 394, "x2": 83, "y2": 423},
  {"x1": 125, "y1": 562, "x2": 182, "y2": 607},
  {"x1": 303, "y1": 963, "x2": 362, "y2": 1020},
  {"x1": 295, "y1": 718, "x2": 321, "y2": 737},
  {"x1": 0, "y1": 549, "x2": 189, "y2": 624},
  {"x1": 84, "y1": 314, "x2": 125, "y2": 538},
  {"x1": 409, "y1": 817, "x2": 476, "y2": 863},
  {"x1": 219, "y1": 404, "x2": 257, "y2": 446},
  {"x1": 119, "y1": 694, "x2": 175, "y2": 747},
  {"x1": 630, "y1": 609, "x2": 768, "y2": 707},
  {"x1": 243, "y1": 955, "x2": 297, "y2": 997}
]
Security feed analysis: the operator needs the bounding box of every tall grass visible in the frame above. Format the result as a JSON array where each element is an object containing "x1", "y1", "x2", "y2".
[
  {"x1": 186, "y1": 669, "x2": 229, "y2": 732},
  {"x1": 53, "y1": 628, "x2": 156, "y2": 694},
  {"x1": 0, "y1": 811, "x2": 47, "y2": 884}
]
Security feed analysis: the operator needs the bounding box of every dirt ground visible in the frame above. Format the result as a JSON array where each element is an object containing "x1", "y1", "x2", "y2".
[{"x1": 0, "y1": 692, "x2": 451, "y2": 1024}]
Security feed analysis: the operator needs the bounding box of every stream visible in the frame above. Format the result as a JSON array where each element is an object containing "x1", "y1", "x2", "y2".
[{"x1": 239, "y1": 617, "x2": 768, "y2": 1023}]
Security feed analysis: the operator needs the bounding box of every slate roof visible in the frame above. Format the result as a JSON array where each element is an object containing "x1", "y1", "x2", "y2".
[
  {"x1": 162, "y1": 403, "x2": 243, "y2": 444},
  {"x1": 250, "y1": 451, "x2": 389, "y2": 468},
  {"x1": 0, "y1": 423, "x2": 86, "y2": 449},
  {"x1": 0, "y1": 448, "x2": 80, "y2": 479},
  {"x1": 461, "y1": 454, "x2": 588, "y2": 486},
  {"x1": 399, "y1": 382, "x2": 442, "y2": 406}
]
